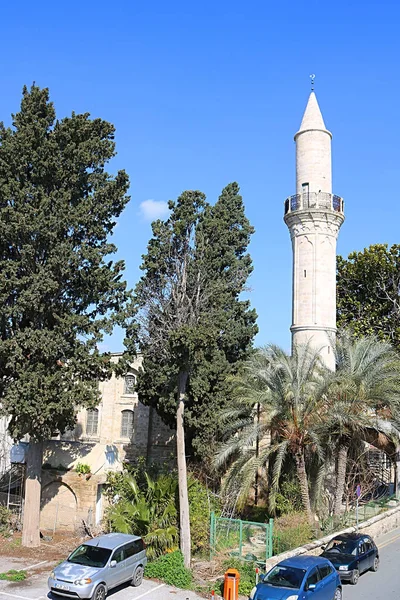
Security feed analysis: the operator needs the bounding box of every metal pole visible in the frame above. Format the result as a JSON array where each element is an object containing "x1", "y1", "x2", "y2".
[
  {"x1": 6, "y1": 467, "x2": 12, "y2": 509},
  {"x1": 210, "y1": 511, "x2": 215, "y2": 561},
  {"x1": 53, "y1": 502, "x2": 59, "y2": 536},
  {"x1": 268, "y1": 518, "x2": 274, "y2": 558},
  {"x1": 356, "y1": 498, "x2": 359, "y2": 530}
]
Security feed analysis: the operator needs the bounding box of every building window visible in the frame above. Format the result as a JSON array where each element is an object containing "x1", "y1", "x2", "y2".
[
  {"x1": 86, "y1": 409, "x2": 99, "y2": 436},
  {"x1": 121, "y1": 410, "x2": 134, "y2": 439},
  {"x1": 124, "y1": 374, "x2": 136, "y2": 395}
]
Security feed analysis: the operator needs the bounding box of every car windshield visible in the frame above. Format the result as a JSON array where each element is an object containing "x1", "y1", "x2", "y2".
[
  {"x1": 325, "y1": 538, "x2": 358, "y2": 555},
  {"x1": 68, "y1": 545, "x2": 112, "y2": 568},
  {"x1": 263, "y1": 565, "x2": 305, "y2": 589}
]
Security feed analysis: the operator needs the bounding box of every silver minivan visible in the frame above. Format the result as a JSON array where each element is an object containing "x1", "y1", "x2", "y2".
[{"x1": 48, "y1": 533, "x2": 147, "y2": 600}]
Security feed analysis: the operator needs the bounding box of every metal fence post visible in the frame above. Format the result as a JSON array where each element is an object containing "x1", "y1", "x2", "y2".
[
  {"x1": 210, "y1": 511, "x2": 215, "y2": 561},
  {"x1": 239, "y1": 519, "x2": 243, "y2": 559},
  {"x1": 268, "y1": 518, "x2": 274, "y2": 558}
]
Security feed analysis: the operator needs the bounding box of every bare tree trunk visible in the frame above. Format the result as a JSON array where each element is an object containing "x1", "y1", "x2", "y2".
[
  {"x1": 295, "y1": 452, "x2": 314, "y2": 529},
  {"x1": 334, "y1": 445, "x2": 348, "y2": 517},
  {"x1": 176, "y1": 371, "x2": 191, "y2": 568},
  {"x1": 22, "y1": 440, "x2": 43, "y2": 548},
  {"x1": 254, "y1": 403, "x2": 260, "y2": 506}
]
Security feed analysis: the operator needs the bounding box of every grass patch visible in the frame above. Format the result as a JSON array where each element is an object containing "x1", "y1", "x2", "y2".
[{"x1": 0, "y1": 570, "x2": 27, "y2": 582}]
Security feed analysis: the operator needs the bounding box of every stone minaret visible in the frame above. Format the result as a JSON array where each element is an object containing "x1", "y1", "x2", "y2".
[{"x1": 284, "y1": 91, "x2": 345, "y2": 369}]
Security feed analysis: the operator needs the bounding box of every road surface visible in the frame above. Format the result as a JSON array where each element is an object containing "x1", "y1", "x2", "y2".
[{"x1": 343, "y1": 527, "x2": 400, "y2": 600}]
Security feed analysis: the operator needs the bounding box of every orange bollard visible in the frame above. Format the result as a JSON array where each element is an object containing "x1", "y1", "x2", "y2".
[{"x1": 223, "y1": 568, "x2": 240, "y2": 600}]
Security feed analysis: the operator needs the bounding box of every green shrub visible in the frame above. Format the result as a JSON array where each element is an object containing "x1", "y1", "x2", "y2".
[
  {"x1": 188, "y1": 474, "x2": 221, "y2": 556},
  {"x1": 105, "y1": 472, "x2": 178, "y2": 559},
  {"x1": 75, "y1": 463, "x2": 91, "y2": 475},
  {"x1": 0, "y1": 570, "x2": 27, "y2": 582},
  {"x1": 222, "y1": 558, "x2": 257, "y2": 596},
  {"x1": 145, "y1": 551, "x2": 192, "y2": 588},
  {"x1": 273, "y1": 512, "x2": 313, "y2": 554},
  {"x1": 274, "y1": 477, "x2": 303, "y2": 516},
  {"x1": 0, "y1": 506, "x2": 12, "y2": 534}
]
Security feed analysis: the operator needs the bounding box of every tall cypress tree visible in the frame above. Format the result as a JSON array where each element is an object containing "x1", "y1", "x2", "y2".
[
  {"x1": 134, "y1": 183, "x2": 257, "y2": 566},
  {"x1": 0, "y1": 86, "x2": 132, "y2": 546}
]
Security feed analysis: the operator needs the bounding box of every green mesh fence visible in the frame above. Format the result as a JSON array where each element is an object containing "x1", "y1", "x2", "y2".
[{"x1": 210, "y1": 512, "x2": 273, "y2": 564}]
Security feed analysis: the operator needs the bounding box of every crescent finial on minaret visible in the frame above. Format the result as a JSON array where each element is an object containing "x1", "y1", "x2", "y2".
[{"x1": 310, "y1": 73, "x2": 316, "y2": 91}]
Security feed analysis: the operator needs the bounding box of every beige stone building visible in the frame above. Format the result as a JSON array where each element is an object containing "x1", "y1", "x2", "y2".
[
  {"x1": 39, "y1": 353, "x2": 175, "y2": 532},
  {"x1": 284, "y1": 90, "x2": 345, "y2": 369}
]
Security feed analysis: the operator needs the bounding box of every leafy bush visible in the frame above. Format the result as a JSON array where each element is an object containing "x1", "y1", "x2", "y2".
[
  {"x1": 0, "y1": 570, "x2": 27, "y2": 582},
  {"x1": 188, "y1": 474, "x2": 220, "y2": 556},
  {"x1": 273, "y1": 512, "x2": 313, "y2": 554},
  {"x1": 222, "y1": 558, "x2": 257, "y2": 596},
  {"x1": 75, "y1": 463, "x2": 91, "y2": 475},
  {"x1": 105, "y1": 471, "x2": 178, "y2": 559},
  {"x1": 0, "y1": 506, "x2": 12, "y2": 534},
  {"x1": 274, "y1": 477, "x2": 303, "y2": 516},
  {"x1": 145, "y1": 551, "x2": 192, "y2": 588}
]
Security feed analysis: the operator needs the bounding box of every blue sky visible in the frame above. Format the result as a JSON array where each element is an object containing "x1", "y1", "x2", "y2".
[{"x1": 1, "y1": 0, "x2": 399, "y2": 352}]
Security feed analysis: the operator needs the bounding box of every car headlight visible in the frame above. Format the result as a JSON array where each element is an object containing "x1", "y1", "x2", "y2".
[
  {"x1": 338, "y1": 566, "x2": 349, "y2": 571},
  {"x1": 74, "y1": 578, "x2": 92, "y2": 586},
  {"x1": 286, "y1": 596, "x2": 298, "y2": 600},
  {"x1": 249, "y1": 586, "x2": 257, "y2": 599},
  {"x1": 50, "y1": 571, "x2": 56, "y2": 579}
]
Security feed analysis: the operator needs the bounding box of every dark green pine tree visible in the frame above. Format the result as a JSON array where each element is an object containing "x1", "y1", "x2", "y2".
[
  {"x1": 0, "y1": 86, "x2": 133, "y2": 547},
  {"x1": 133, "y1": 183, "x2": 258, "y2": 566}
]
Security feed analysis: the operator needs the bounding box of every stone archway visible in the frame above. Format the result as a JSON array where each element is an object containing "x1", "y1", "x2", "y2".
[{"x1": 40, "y1": 481, "x2": 78, "y2": 532}]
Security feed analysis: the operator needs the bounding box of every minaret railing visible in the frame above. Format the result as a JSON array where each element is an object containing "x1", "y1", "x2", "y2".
[{"x1": 284, "y1": 192, "x2": 344, "y2": 215}]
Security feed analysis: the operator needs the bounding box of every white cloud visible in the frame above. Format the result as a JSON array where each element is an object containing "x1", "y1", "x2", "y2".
[{"x1": 139, "y1": 199, "x2": 169, "y2": 222}]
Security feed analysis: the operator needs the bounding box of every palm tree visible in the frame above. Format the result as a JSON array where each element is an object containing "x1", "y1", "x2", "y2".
[
  {"x1": 215, "y1": 342, "x2": 326, "y2": 529},
  {"x1": 321, "y1": 331, "x2": 400, "y2": 516},
  {"x1": 106, "y1": 472, "x2": 178, "y2": 559}
]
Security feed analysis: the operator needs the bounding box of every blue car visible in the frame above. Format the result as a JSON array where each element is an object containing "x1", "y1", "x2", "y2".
[{"x1": 249, "y1": 555, "x2": 342, "y2": 600}]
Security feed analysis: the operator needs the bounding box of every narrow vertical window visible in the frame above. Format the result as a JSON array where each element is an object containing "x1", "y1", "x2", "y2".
[
  {"x1": 304, "y1": 270, "x2": 307, "y2": 278},
  {"x1": 86, "y1": 409, "x2": 99, "y2": 436},
  {"x1": 124, "y1": 374, "x2": 136, "y2": 395},
  {"x1": 121, "y1": 410, "x2": 134, "y2": 439}
]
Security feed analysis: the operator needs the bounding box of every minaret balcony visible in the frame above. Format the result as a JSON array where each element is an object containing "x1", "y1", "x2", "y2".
[{"x1": 284, "y1": 192, "x2": 344, "y2": 215}]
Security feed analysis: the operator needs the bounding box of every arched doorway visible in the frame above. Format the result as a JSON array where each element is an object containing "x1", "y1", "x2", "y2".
[{"x1": 40, "y1": 482, "x2": 78, "y2": 532}]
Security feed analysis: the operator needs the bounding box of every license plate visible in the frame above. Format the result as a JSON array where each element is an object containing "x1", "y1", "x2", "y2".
[{"x1": 55, "y1": 584, "x2": 70, "y2": 591}]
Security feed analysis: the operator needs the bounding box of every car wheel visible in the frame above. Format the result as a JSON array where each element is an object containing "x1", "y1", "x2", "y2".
[
  {"x1": 350, "y1": 569, "x2": 359, "y2": 585},
  {"x1": 91, "y1": 584, "x2": 106, "y2": 600},
  {"x1": 333, "y1": 587, "x2": 342, "y2": 600},
  {"x1": 131, "y1": 566, "x2": 144, "y2": 587},
  {"x1": 371, "y1": 556, "x2": 379, "y2": 572}
]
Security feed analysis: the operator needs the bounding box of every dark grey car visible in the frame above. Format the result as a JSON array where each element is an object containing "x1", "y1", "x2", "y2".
[{"x1": 48, "y1": 533, "x2": 147, "y2": 600}]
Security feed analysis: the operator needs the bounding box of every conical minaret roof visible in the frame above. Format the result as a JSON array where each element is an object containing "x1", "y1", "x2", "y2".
[{"x1": 296, "y1": 91, "x2": 330, "y2": 136}]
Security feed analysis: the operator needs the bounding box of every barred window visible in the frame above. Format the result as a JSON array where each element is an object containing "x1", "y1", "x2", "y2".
[
  {"x1": 86, "y1": 409, "x2": 99, "y2": 436},
  {"x1": 124, "y1": 374, "x2": 136, "y2": 395},
  {"x1": 120, "y1": 410, "x2": 134, "y2": 439}
]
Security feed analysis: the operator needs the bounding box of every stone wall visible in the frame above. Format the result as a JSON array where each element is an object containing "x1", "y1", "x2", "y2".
[{"x1": 40, "y1": 469, "x2": 104, "y2": 533}]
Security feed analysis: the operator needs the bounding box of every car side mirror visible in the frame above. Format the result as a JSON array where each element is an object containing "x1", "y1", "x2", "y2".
[
  {"x1": 308, "y1": 584, "x2": 316, "y2": 591},
  {"x1": 110, "y1": 560, "x2": 117, "y2": 568}
]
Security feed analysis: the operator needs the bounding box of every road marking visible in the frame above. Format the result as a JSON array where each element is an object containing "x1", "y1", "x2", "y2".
[
  {"x1": 23, "y1": 561, "x2": 48, "y2": 571},
  {"x1": 0, "y1": 592, "x2": 37, "y2": 600},
  {"x1": 131, "y1": 584, "x2": 165, "y2": 599},
  {"x1": 378, "y1": 531, "x2": 400, "y2": 550}
]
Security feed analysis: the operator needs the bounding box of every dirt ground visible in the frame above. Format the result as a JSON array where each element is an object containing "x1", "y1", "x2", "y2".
[{"x1": 0, "y1": 532, "x2": 87, "y2": 572}]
